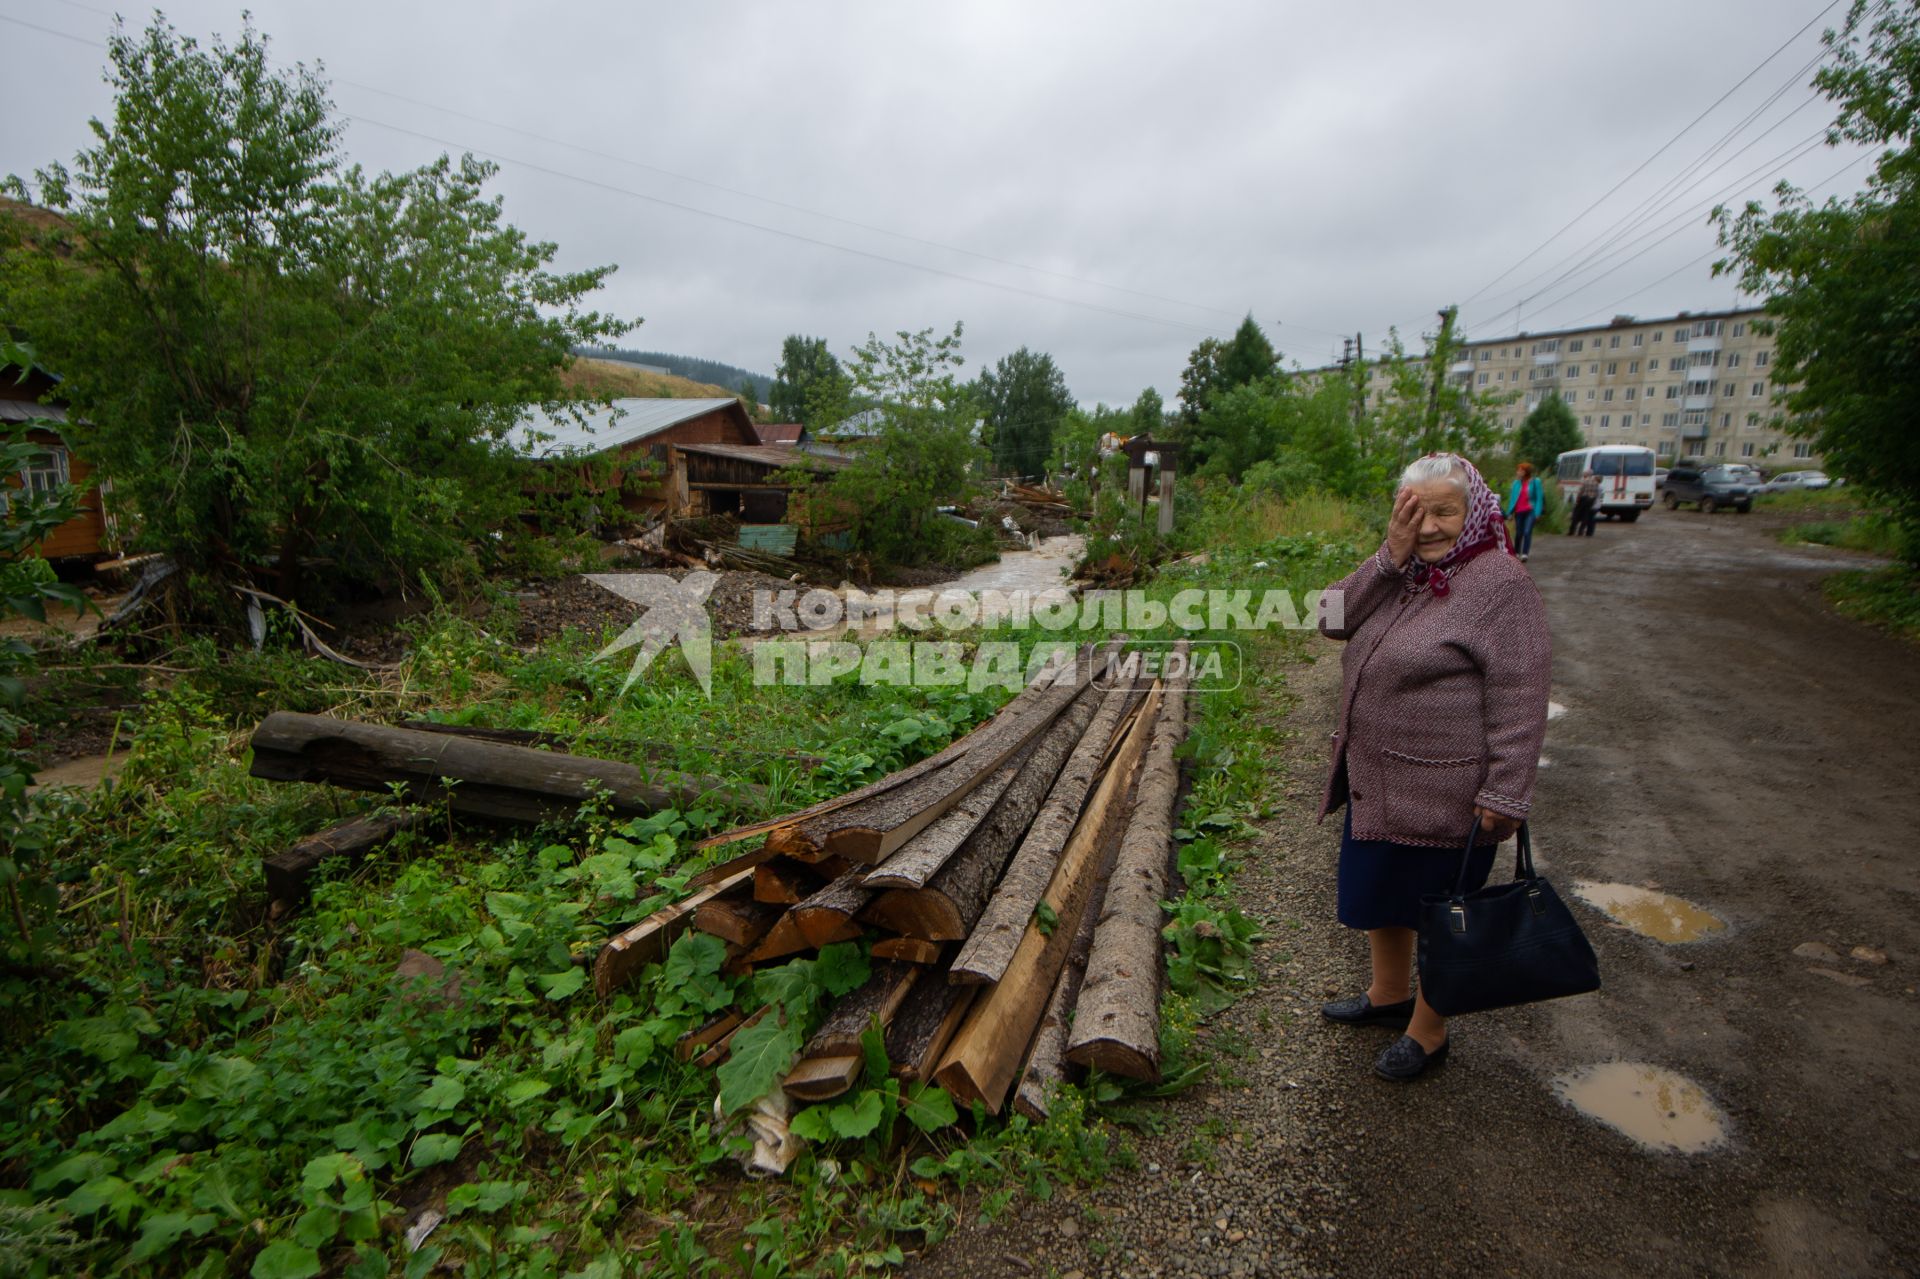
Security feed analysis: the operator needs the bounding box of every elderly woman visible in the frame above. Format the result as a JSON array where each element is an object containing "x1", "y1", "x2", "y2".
[{"x1": 1317, "y1": 453, "x2": 1551, "y2": 1081}]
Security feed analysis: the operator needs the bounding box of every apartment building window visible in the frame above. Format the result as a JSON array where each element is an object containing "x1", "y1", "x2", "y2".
[
  {"x1": 1587, "y1": 390, "x2": 1596, "y2": 401},
  {"x1": 1721, "y1": 413, "x2": 1732, "y2": 427},
  {"x1": 1747, "y1": 413, "x2": 1761, "y2": 427},
  {"x1": 1478, "y1": 372, "x2": 1488, "y2": 385},
  {"x1": 1583, "y1": 415, "x2": 1592, "y2": 425},
  {"x1": 1666, "y1": 385, "x2": 1679, "y2": 399},
  {"x1": 1609, "y1": 335, "x2": 1620, "y2": 348},
  {"x1": 1726, "y1": 352, "x2": 1741, "y2": 368},
  {"x1": 1642, "y1": 414, "x2": 1652, "y2": 426},
  {"x1": 1755, "y1": 351, "x2": 1770, "y2": 367},
  {"x1": 1714, "y1": 442, "x2": 1727, "y2": 456},
  {"x1": 1732, "y1": 322, "x2": 1745, "y2": 337},
  {"x1": 1669, "y1": 357, "x2": 1685, "y2": 371},
  {"x1": 1629, "y1": 360, "x2": 1639, "y2": 374},
  {"x1": 1794, "y1": 442, "x2": 1813, "y2": 458},
  {"x1": 1674, "y1": 327, "x2": 1688, "y2": 341},
  {"x1": 1683, "y1": 410, "x2": 1708, "y2": 426},
  {"x1": 1600, "y1": 415, "x2": 1611, "y2": 428},
  {"x1": 1741, "y1": 442, "x2": 1755, "y2": 457},
  {"x1": 1603, "y1": 389, "x2": 1614, "y2": 402},
  {"x1": 1570, "y1": 339, "x2": 1584, "y2": 352},
  {"x1": 1751, "y1": 382, "x2": 1765, "y2": 397},
  {"x1": 1652, "y1": 331, "x2": 1662, "y2": 342},
  {"x1": 1724, "y1": 382, "x2": 1736, "y2": 397},
  {"x1": 1566, "y1": 364, "x2": 1580, "y2": 377},
  {"x1": 1633, "y1": 334, "x2": 1644, "y2": 346},
  {"x1": 1662, "y1": 413, "x2": 1679, "y2": 427}
]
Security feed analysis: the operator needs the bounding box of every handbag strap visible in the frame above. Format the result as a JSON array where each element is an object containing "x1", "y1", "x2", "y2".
[{"x1": 1451, "y1": 818, "x2": 1535, "y2": 896}]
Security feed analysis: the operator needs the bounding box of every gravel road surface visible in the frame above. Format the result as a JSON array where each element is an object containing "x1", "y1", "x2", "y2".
[{"x1": 910, "y1": 509, "x2": 1919, "y2": 1279}]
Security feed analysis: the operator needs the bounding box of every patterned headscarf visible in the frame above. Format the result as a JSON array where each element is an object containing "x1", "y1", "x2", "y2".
[{"x1": 1402, "y1": 453, "x2": 1511, "y2": 597}]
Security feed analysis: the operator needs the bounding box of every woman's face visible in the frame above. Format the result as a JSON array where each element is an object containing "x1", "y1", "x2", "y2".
[{"x1": 1409, "y1": 479, "x2": 1467, "y2": 562}]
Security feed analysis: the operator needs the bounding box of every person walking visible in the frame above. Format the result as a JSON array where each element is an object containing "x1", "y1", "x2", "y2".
[
  {"x1": 1573, "y1": 469, "x2": 1601, "y2": 537},
  {"x1": 1315, "y1": 453, "x2": 1552, "y2": 1081},
  {"x1": 1506, "y1": 462, "x2": 1542, "y2": 562}
]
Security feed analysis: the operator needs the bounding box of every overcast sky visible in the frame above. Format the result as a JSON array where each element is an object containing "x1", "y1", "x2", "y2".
[{"x1": 2, "y1": 0, "x2": 1878, "y2": 407}]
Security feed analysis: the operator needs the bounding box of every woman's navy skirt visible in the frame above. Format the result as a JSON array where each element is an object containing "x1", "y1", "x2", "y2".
[{"x1": 1336, "y1": 806, "x2": 1498, "y2": 931}]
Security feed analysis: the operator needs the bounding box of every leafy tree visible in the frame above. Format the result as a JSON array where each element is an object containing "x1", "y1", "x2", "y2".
[
  {"x1": 0, "y1": 17, "x2": 623, "y2": 607},
  {"x1": 975, "y1": 346, "x2": 1073, "y2": 478},
  {"x1": 1177, "y1": 337, "x2": 1225, "y2": 427},
  {"x1": 1220, "y1": 313, "x2": 1279, "y2": 388},
  {"x1": 1129, "y1": 386, "x2": 1164, "y2": 438},
  {"x1": 822, "y1": 324, "x2": 985, "y2": 563},
  {"x1": 1714, "y1": 0, "x2": 1920, "y2": 559},
  {"x1": 770, "y1": 335, "x2": 847, "y2": 427},
  {"x1": 1516, "y1": 393, "x2": 1583, "y2": 471}
]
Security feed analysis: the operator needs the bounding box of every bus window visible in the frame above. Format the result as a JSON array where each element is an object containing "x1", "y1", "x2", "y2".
[{"x1": 1589, "y1": 451, "x2": 1654, "y2": 476}]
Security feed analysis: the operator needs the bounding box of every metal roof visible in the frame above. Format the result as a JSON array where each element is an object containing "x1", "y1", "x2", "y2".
[
  {"x1": 753, "y1": 422, "x2": 805, "y2": 445},
  {"x1": 508, "y1": 397, "x2": 742, "y2": 459},
  {"x1": 675, "y1": 441, "x2": 847, "y2": 470},
  {"x1": 0, "y1": 401, "x2": 69, "y2": 424}
]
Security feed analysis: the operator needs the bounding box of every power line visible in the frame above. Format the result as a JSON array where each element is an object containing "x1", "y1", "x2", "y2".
[
  {"x1": 1457, "y1": 0, "x2": 1842, "y2": 309},
  {"x1": 17, "y1": 0, "x2": 1353, "y2": 345}
]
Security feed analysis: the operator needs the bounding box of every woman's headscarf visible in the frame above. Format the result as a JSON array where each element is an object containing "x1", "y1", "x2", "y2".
[{"x1": 1403, "y1": 453, "x2": 1511, "y2": 598}]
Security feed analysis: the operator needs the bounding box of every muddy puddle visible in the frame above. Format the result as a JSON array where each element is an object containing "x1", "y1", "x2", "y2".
[
  {"x1": 1555, "y1": 1062, "x2": 1728, "y2": 1153},
  {"x1": 1574, "y1": 881, "x2": 1725, "y2": 943},
  {"x1": 28, "y1": 753, "x2": 126, "y2": 794}
]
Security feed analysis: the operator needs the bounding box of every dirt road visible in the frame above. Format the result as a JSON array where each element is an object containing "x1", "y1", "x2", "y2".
[{"x1": 912, "y1": 510, "x2": 1919, "y2": 1278}]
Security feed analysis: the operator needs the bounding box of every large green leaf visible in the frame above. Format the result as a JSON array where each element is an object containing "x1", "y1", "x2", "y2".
[
  {"x1": 715, "y1": 1014, "x2": 801, "y2": 1114},
  {"x1": 408, "y1": 1134, "x2": 463, "y2": 1168},
  {"x1": 814, "y1": 942, "x2": 869, "y2": 997},
  {"x1": 250, "y1": 1240, "x2": 323, "y2": 1279}
]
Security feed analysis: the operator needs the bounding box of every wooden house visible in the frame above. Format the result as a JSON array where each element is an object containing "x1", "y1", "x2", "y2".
[{"x1": 0, "y1": 365, "x2": 115, "y2": 561}]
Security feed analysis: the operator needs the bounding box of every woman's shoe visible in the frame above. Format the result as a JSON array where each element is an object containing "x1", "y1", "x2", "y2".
[
  {"x1": 1374, "y1": 1034, "x2": 1449, "y2": 1081},
  {"x1": 1320, "y1": 993, "x2": 1415, "y2": 1028}
]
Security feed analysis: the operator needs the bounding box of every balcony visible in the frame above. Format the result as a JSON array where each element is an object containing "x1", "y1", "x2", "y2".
[
  {"x1": 1449, "y1": 359, "x2": 1474, "y2": 377},
  {"x1": 1534, "y1": 350, "x2": 1560, "y2": 365},
  {"x1": 1683, "y1": 393, "x2": 1715, "y2": 412},
  {"x1": 1680, "y1": 421, "x2": 1710, "y2": 439},
  {"x1": 1686, "y1": 332, "x2": 1722, "y2": 353}
]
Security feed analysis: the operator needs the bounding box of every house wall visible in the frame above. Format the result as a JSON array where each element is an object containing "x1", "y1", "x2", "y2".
[{"x1": 0, "y1": 375, "x2": 112, "y2": 560}]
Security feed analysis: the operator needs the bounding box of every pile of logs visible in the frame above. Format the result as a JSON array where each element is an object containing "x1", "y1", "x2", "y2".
[
  {"x1": 594, "y1": 639, "x2": 1193, "y2": 1129},
  {"x1": 1004, "y1": 481, "x2": 1075, "y2": 519}
]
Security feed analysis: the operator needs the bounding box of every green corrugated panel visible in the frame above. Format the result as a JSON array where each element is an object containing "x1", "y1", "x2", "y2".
[{"x1": 737, "y1": 523, "x2": 798, "y2": 555}]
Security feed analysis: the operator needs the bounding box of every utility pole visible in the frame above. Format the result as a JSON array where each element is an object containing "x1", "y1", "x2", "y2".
[{"x1": 1426, "y1": 306, "x2": 1457, "y2": 450}]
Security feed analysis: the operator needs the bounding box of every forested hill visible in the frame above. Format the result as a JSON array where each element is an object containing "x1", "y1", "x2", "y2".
[{"x1": 577, "y1": 347, "x2": 773, "y2": 406}]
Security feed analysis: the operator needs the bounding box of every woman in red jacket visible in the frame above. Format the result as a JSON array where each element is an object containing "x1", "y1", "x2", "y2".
[{"x1": 1316, "y1": 453, "x2": 1552, "y2": 1081}]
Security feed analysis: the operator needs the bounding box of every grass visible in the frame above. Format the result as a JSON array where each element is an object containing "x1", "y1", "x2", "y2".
[
  {"x1": 559, "y1": 357, "x2": 740, "y2": 401},
  {"x1": 1824, "y1": 565, "x2": 1920, "y2": 642},
  {"x1": 0, "y1": 488, "x2": 1370, "y2": 1277}
]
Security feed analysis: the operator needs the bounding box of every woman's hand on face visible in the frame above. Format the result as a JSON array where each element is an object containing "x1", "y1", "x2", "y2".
[
  {"x1": 1386, "y1": 487, "x2": 1423, "y2": 568},
  {"x1": 1474, "y1": 806, "x2": 1522, "y2": 842}
]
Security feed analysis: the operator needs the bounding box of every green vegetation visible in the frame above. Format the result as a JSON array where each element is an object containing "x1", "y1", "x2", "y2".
[
  {"x1": 1515, "y1": 394, "x2": 1583, "y2": 471},
  {"x1": 1713, "y1": 0, "x2": 1920, "y2": 565},
  {"x1": 1825, "y1": 564, "x2": 1920, "y2": 640},
  {"x1": 769, "y1": 336, "x2": 848, "y2": 429},
  {"x1": 973, "y1": 347, "x2": 1074, "y2": 479},
  {"x1": 582, "y1": 350, "x2": 774, "y2": 408}
]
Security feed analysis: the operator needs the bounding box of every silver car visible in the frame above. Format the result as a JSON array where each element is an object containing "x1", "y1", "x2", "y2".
[{"x1": 1764, "y1": 470, "x2": 1833, "y2": 493}]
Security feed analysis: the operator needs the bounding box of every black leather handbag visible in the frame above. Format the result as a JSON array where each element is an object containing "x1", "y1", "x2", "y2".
[{"x1": 1416, "y1": 820, "x2": 1600, "y2": 1017}]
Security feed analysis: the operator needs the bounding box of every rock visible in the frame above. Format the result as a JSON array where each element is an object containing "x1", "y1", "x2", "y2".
[
  {"x1": 1000, "y1": 1256, "x2": 1034, "y2": 1275},
  {"x1": 1850, "y1": 945, "x2": 1890, "y2": 966},
  {"x1": 1806, "y1": 966, "x2": 1872, "y2": 988},
  {"x1": 1228, "y1": 1229, "x2": 1247, "y2": 1243},
  {"x1": 1060, "y1": 1219, "x2": 1081, "y2": 1240},
  {"x1": 1215, "y1": 1217, "x2": 1229, "y2": 1231},
  {"x1": 1792, "y1": 941, "x2": 1842, "y2": 962}
]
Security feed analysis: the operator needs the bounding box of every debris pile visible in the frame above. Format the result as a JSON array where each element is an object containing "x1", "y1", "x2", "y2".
[{"x1": 591, "y1": 639, "x2": 1192, "y2": 1150}]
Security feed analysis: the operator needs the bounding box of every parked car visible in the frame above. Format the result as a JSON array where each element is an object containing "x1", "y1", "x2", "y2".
[
  {"x1": 1662, "y1": 465, "x2": 1756, "y2": 513},
  {"x1": 1763, "y1": 470, "x2": 1833, "y2": 493},
  {"x1": 1654, "y1": 467, "x2": 1671, "y2": 490}
]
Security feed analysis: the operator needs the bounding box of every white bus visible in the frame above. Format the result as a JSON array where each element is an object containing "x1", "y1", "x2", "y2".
[{"x1": 1554, "y1": 445, "x2": 1657, "y2": 522}]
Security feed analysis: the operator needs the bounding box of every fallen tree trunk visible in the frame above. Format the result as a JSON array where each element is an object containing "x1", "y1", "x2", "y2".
[
  {"x1": 931, "y1": 682, "x2": 1162, "y2": 1113},
  {"x1": 950, "y1": 683, "x2": 1137, "y2": 984},
  {"x1": 263, "y1": 809, "x2": 429, "y2": 902},
  {"x1": 862, "y1": 681, "x2": 1107, "y2": 941},
  {"x1": 1066, "y1": 646, "x2": 1192, "y2": 1081},
  {"x1": 249, "y1": 713, "x2": 761, "y2": 824},
  {"x1": 594, "y1": 865, "x2": 757, "y2": 998}
]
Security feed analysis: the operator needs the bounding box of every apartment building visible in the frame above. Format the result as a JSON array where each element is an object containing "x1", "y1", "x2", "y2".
[{"x1": 1344, "y1": 306, "x2": 1816, "y2": 465}]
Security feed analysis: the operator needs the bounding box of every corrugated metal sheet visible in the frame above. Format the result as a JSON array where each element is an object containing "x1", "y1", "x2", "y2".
[
  {"x1": 674, "y1": 441, "x2": 847, "y2": 471},
  {"x1": 509, "y1": 398, "x2": 741, "y2": 459},
  {"x1": 738, "y1": 523, "x2": 798, "y2": 556},
  {"x1": 0, "y1": 401, "x2": 69, "y2": 424}
]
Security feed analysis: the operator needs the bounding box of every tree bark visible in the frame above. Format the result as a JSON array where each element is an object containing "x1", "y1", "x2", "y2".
[
  {"x1": 594, "y1": 864, "x2": 757, "y2": 999},
  {"x1": 804, "y1": 961, "x2": 919, "y2": 1057},
  {"x1": 885, "y1": 974, "x2": 977, "y2": 1083},
  {"x1": 249, "y1": 713, "x2": 761, "y2": 824},
  {"x1": 950, "y1": 683, "x2": 1137, "y2": 985},
  {"x1": 263, "y1": 809, "x2": 429, "y2": 902},
  {"x1": 931, "y1": 683, "x2": 1161, "y2": 1114},
  {"x1": 1066, "y1": 647, "x2": 1191, "y2": 1081},
  {"x1": 788, "y1": 868, "x2": 876, "y2": 949},
  {"x1": 861, "y1": 681, "x2": 1105, "y2": 940}
]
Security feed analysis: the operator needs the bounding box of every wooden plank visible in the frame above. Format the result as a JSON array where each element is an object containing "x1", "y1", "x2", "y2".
[
  {"x1": 804, "y1": 962, "x2": 919, "y2": 1057},
  {"x1": 691, "y1": 887, "x2": 783, "y2": 947},
  {"x1": 1067, "y1": 649, "x2": 1192, "y2": 1081},
  {"x1": 931, "y1": 683, "x2": 1163, "y2": 1114},
  {"x1": 870, "y1": 937, "x2": 945, "y2": 965},
  {"x1": 861, "y1": 683, "x2": 1110, "y2": 941},
  {"x1": 781, "y1": 1054, "x2": 863, "y2": 1101},
  {"x1": 858, "y1": 752, "x2": 1024, "y2": 891},
  {"x1": 263, "y1": 809, "x2": 429, "y2": 902},
  {"x1": 675, "y1": 1010, "x2": 745, "y2": 1062},
  {"x1": 691, "y1": 655, "x2": 1077, "y2": 851},
  {"x1": 886, "y1": 980, "x2": 975, "y2": 1083},
  {"x1": 249, "y1": 713, "x2": 762, "y2": 824},
  {"x1": 950, "y1": 683, "x2": 1137, "y2": 984},
  {"x1": 693, "y1": 1004, "x2": 770, "y2": 1069},
  {"x1": 593, "y1": 865, "x2": 756, "y2": 999}
]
